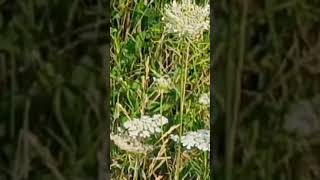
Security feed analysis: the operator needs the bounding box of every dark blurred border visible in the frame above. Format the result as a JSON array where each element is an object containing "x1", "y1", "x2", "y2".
[
  {"x1": 209, "y1": 0, "x2": 216, "y2": 179},
  {"x1": 0, "y1": 0, "x2": 109, "y2": 179},
  {"x1": 212, "y1": 0, "x2": 320, "y2": 179},
  {"x1": 103, "y1": 0, "x2": 110, "y2": 179}
]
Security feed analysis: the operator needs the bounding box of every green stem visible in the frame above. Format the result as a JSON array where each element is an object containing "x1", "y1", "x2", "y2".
[
  {"x1": 160, "y1": 92, "x2": 163, "y2": 115},
  {"x1": 174, "y1": 42, "x2": 189, "y2": 180},
  {"x1": 133, "y1": 155, "x2": 139, "y2": 180},
  {"x1": 204, "y1": 152, "x2": 209, "y2": 178}
]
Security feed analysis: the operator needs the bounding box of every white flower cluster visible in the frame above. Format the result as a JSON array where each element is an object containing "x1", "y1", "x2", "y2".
[
  {"x1": 153, "y1": 76, "x2": 172, "y2": 93},
  {"x1": 171, "y1": 129, "x2": 210, "y2": 151},
  {"x1": 163, "y1": 0, "x2": 210, "y2": 38},
  {"x1": 199, "y1": 93, "x2": 210, "y2": 106},
  {"x1": 124, "y1": 114, "x2": 169, "y2": 138}
]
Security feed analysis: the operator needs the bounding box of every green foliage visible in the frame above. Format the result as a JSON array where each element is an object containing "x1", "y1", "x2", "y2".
[
  {"x1": 214, "y1": 0, "x2": 320, "y2": 179},
  {"x1": 111, "y1": 0, "x2": 210, "y2": 179},
  {"x1": 0, "y1": 0, "x2": 106, "y2": 179}
]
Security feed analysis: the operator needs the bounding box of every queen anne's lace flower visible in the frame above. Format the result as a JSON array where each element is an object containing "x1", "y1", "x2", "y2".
[
  {"x1": 170, "y1": 129, "x2": 210, "y2": 151},
  {"x1": 163, "y1": 0, "x2": 210, "y2": 38},
  {"x1": 170, "y1": 134, "x2": 180, "y2": 142},
  {"x1": 111, "y1": 114, "x2": 168, "y2": 153},
  {"x1": 153, "y1": 76, "x2": 172, "y2": 93},
  {"x1": 123, "y1": 114, "x2": 169, "y2": 139},
  {"x1": 199, "y1": 93, "x2": 210, "y2": 106}
]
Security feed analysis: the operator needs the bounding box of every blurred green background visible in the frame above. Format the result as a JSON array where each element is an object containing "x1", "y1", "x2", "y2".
[
  {"x1": 0, "y1": 0, "x2": 320, "y2": 179},
  {"x1": 213, "y1": 0, "x2": 320, "y2": 179},
  {"x1": 0, "y1": 0, "x2": 107, "y2": 179}
]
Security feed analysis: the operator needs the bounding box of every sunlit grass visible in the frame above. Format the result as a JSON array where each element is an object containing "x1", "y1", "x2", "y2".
[{"x1": 110, "y1": 0, "x2": 210, "y2": 179}]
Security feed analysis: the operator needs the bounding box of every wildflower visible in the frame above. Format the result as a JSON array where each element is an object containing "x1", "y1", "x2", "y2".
[
  {"x1": 153, "y1": 76, "x2": 172, "y2": 93},
  {"x1": 153, "y1": 114, "x2": 169, "y2": 125},
  {"x1": 199, "y1": 93, "x2": 210, "y2": 106},
  {"x1": 170, "y1": 134, "x2": 180, "y2": 142},
  {"x1": 123, "y1": 114, "x2": 169, "y2": 139},
  {"x1": 163, "y1": 0, "x2": 210, "y2": 38},
  {"x1": 110, "y1": 134, "x2": 152, "y2": 154},
  {"x1": 171, "y1": 129, "x2": 210, "y2": 151}
]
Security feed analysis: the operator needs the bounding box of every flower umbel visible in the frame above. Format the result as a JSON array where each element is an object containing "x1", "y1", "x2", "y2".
[
  {"x1": 163, "y1": 0, "x2": 210, "y2": 38},
  {"x1": 171, "y1": 129, "x2": 210, "y2": 151},
  {"x1": 153, "y1": 76, "x2": 172, "y2": 93},
  {"x1": 123, "y1": 114, "x2": 169, "y2": 139},
  {"x1": 199, "y1": 93, "x2": 210, "y2": 106}
]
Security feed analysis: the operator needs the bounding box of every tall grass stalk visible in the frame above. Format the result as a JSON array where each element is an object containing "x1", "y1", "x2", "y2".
[
  {"x1": 133, "y1": 155, "x2": 139, "y2": 180},
  {"x1": 175, "y1": 41, "x2": 190, "y2": 180}
]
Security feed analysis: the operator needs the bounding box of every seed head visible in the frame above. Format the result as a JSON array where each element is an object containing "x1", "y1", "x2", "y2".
[
  {"x1": 153, "y1": 76, "x2": 172, "y2": 93},
  {"x1": 110, "y1": 134, "x2": 152, "y2": 154}
]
